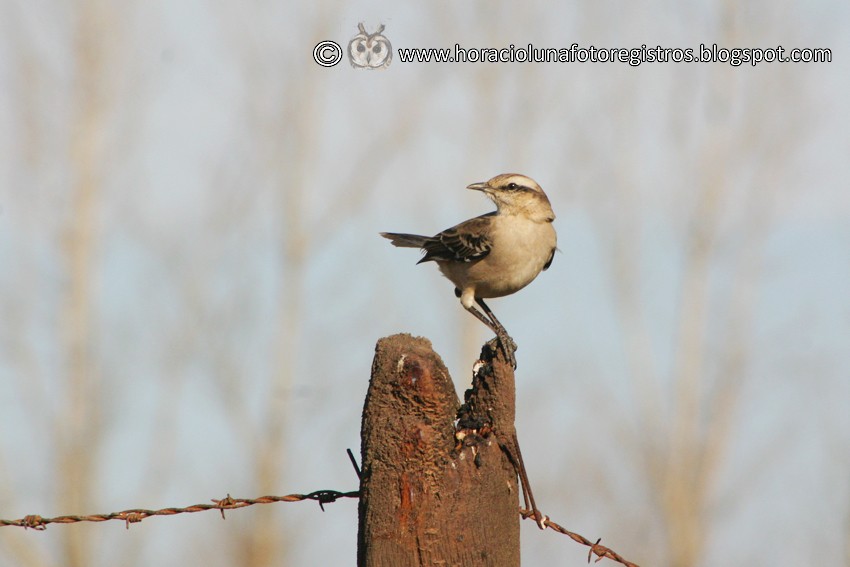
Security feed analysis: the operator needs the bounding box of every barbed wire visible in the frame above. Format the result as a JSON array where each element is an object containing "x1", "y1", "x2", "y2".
[
  {"x1": 0, "y1": 491, "x2": 640, "y2": 566},
  {"x1": 0, "y1": 490, "x2": 359, "y2": 531},
  {"x1": 520, "y1": 509, "x2": 641, "y2": 567}
]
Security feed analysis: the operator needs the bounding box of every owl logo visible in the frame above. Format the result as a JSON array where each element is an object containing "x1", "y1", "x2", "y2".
[{"x1": 348, "y1": 23, "x2": 392, "y2": 69}]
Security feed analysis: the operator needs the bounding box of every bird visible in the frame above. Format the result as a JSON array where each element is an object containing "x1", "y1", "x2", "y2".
[
  {"x1": 348, "y1": 23, "x2": 393, "y2": 69},
  {"x1": 380, "y1": 173, "x2": 557, "y2": 368}
]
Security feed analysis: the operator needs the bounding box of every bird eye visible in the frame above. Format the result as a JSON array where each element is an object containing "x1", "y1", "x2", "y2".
[{"x1": 507, "y1": 183, "x2": 518, "y2": 190}]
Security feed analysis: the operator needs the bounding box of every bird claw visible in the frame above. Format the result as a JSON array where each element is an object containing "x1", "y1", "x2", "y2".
[
  {"x1": 484, "y1": 335, "x2": 516, "y2": 368},
  {"x1": 496, "y1": 332, "x2": 517, "y2": 369}
]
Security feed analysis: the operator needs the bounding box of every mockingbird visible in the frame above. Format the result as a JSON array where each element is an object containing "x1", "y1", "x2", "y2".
[{"x1": 380, "y1": 173, "x2": 557, "y2": 368}]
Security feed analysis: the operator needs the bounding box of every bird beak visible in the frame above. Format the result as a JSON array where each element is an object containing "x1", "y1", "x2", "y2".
[{"x1": 466, "y1": 182, "x2": 489, "y2": 192}]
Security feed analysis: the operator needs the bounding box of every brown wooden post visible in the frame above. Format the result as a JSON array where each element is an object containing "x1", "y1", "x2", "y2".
[{"x1": 358, "y1": 334, "x2": 521, "y2": 567}]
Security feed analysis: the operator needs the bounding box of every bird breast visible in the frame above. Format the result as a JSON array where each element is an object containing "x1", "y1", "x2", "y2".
[{"x1": 438, "y1": 215, "x2": 556, "y2": 299}]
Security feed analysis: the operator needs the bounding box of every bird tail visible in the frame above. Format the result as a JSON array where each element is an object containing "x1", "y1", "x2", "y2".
[{"x1": 380, "y1": 232, "x2": 429, "y2": 248}]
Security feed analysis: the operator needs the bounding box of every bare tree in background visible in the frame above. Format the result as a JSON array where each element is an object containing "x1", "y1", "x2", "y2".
[
  {"x1": 0, "y1": 1, "x2": 845, "y2": 566},
  {"x1": 206, "y1": 5, "x2": 427, "y2": 565},
  {"x1": 0, "y1": 1, "x2": 126, "y2": 565},
  {"x1": 571, "y1": 4, "x2": 814, "y2": 565},
  {"x1": 59, "y1": 3, "x2": 110, "y2": 565}
]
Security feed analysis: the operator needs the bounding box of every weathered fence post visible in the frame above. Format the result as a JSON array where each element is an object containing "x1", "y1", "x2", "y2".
[{"x1": 358, "y1": 333, "x2": 521, "y2": 567}]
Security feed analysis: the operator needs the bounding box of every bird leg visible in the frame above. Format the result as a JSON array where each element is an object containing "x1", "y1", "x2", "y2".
[
  {"x1": 464, "y1": 306, "x2": 517, "y2": 370},
  {"x1": 463, "y1": 302, "x2": 500, "y2": 333},
  {"x1": 475, "y1": 298, "x2": 517, "y2": 368},
  {"x1": 463, "y1": 303, "x2": 517, "y2": 368}
]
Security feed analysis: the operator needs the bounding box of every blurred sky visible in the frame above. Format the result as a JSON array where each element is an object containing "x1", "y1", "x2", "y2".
[{"x1": 1, "y1": 1, "x2": 849, "y2": 566}]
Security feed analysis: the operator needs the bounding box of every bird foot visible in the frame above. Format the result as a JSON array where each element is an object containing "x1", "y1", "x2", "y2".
[{"x1": 495, "y1": 332, "x2": 517, "y2": 369}]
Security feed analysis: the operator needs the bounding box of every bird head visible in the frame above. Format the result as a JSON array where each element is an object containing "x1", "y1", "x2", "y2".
[{"x1": 467, "y1": 173, "x2": 555, "y2": 221}]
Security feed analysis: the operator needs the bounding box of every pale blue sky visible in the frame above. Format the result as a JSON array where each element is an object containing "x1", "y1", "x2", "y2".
[{"x1": 1, "y1": 1, "x2": 849, "y2": 565}]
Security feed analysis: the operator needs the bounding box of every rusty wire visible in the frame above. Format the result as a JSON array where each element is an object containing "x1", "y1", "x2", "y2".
[
  {"x1": 520, "y1": 509, "x2": 641, "y2": 567},
  {"x1": 0, "y1": 489, "x2": 639, "y2": 566},
  {"x1": 0, "y1": 490, "x2": 359, "y2": 531}
]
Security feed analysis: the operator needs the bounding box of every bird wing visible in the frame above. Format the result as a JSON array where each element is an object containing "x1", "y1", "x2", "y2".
[
  {"x1": 418, "y1": 214, "x2": 493, "y2": 264},
  {"x1": 543, "y1": 247, "x2": 555, "y2": 270}
]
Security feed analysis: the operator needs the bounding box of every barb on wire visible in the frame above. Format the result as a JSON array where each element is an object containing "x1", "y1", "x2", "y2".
[
  {"x1": 346, "y1": 448, "x2": 362, "y2": 479},
  {"x1": 0, "y1": 490, "x2": 359, "y2": 531},
  {"x1": 520, "y1": 509, "x2": 641, "y2": 567}
]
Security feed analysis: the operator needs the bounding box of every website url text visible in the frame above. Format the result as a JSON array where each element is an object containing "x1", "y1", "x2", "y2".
[{"x1": 397, "y1": 43, "x2": 832, "y2": 67}]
